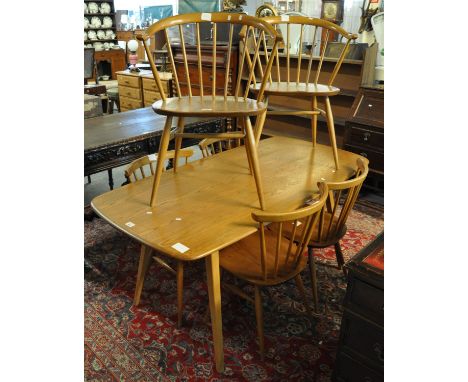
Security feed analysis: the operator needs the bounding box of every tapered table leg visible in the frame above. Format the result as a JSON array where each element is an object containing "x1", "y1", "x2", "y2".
[
  {"x1": 205, "y1": 251, "x2": 224, "y2": 373},
  {"x1": 244, "y1": 116, "x2": 265, "y2": 210},
  {"x1": 150, "y1": 116, "x2": 173, "y2": 207},
  {"x1": 324, "y1": 97, "x2": 340, "y2": 170},
  {"x1": 134, "y1": 245, "x2": 153, "y2": 306}
]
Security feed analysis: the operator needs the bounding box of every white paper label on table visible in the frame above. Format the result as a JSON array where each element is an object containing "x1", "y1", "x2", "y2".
[
  {"x1": 148, "y1": 153, "x2": 157, "y2": 161},
  {"x1": 125, "y1": 221, "x2": 135, "y2": 227},
  {"x1": 172, "y1": 242, "x2": 189, "y2": 253},
  {"x1": 201, "y1": 13, "x2": 211, "y2": 21},
  {"x1": 146, "y1": 211, "x2": 153, "y2": 215},
  {"x1": 281, "y1": 15, "x2": 289, "y2": 22},
  {"x1": 175, "y1": 217, "x2": 182, "y2": 221}
]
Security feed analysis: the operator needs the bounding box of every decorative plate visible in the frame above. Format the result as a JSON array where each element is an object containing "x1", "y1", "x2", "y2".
[
  {"x1": 96, "y1": 30, "x2": 105, "y2": 40},
  {"x1": 91, "y1": 16, "x2": 101, "y2": 28},
  {"x1": 88, "y1": 2, "x2": 99, "y2": 14},
  {"x1": 102, "y1": 16, "x2": 113, "y2": 28},
  {"x1": 93, "y1": 42, "x2": 103, "y2": 51},
  {"x1": 86, "y1": 43, "x2": 93, "y2": 48},
  {"x1": 84, "y1": 31, "x2": 88, "y2": 41},
  {"x1": 87, "y1": 30, "x2": 97, "y2": 40},
  {"x1": 99, "y1": 2, "x2": 111, "y2": 14},
  {"x1": 103, "y1": 42, "x2": 110, "y2": 50},
  {"x1": 84, "y1": 3, "x2": 88, "y2": 13},
  {"x1": 105, "y1": 30, "x2": 114, "y2": 39},
  {"x1": 84, "y1": 17, "x2": 89, "y2": 28}
]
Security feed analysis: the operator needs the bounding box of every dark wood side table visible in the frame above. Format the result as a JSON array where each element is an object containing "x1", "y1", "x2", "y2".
[
  {"x1": 333, "y1": 232, "x2": 384, "y2": 382},
  {"x1": 343, "y1": 86, "x2": 384, "y2": 193}
]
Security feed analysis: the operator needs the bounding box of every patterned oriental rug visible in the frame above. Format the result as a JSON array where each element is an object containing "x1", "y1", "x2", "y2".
[{"x1": 85, "y1": 202, "x2": 384, "y2": 381}]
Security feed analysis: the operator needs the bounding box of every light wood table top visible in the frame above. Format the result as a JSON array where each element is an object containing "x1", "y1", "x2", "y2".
[{"x1": 91, "y1": 136, "x2": 367, "y2": 372}]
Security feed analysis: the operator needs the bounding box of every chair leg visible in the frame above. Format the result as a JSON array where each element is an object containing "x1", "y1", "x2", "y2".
[
  {"x1": 150, "y1": 116, "x2": 173, "y2": 207},
  {"x1": 334, "y1": 242, "x2": 347, "y2": 276},
  {"x1": 254, "y1": 285, "x2": 265, "y2": 360},
  {"x1": 324, "y1": 96, "x2": 340, "y2": 170},
  {"x1": 173, "y1": 117, "x2": 185, "y2": 174},
  {"x1": 253, "y1": 108, "x2": 267, "y2": 144},
  {"x1": 295, "y1": 274, "x2": 314, "y2": 318},
  {"x1": 307, "y1": 246, "x2": 319, "y2": 312},
  {"x1": 176, "y1": 261, "x2": 184, "y2": 328},
  {"x1": 311, "y1": 96, "x2": 317, "y2": 147},
  {"x1": 134, "y1": 245, "x2": 153, "y2": 306},
  {"x1": 244, "y1": 116, "x2": 265, "y2": 210}
]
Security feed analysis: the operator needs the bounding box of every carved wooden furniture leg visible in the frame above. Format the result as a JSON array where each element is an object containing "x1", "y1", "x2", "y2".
[
  {"x1": 311, "y1": 96, "x2": 317, "y2": 147},
  {"x1": 324, "y1": 96, "x2": 340, "y2": 169},
  {"x1": 334, "y1": 242, "x2": 347, "y2": 276},
  {"x1": 173, "y1": 117, "x2": 185, "y2": 174},
  {"x1": 134, "y1": 245, "x2": 153, "y2": 306},
  {"x1": 176, "y1": 261, "x2": 184, "y2": 328},
  {"x1": 254, "y1": 285, "x2": 265, "y2": 360},
  {"x1": 244, "y1": 116, "x2": 265, "y2": 210},
  {"x1": 150, "y1": 116, "x2": 173, "y2": 207},
  {"x1": 295, "y1": 274, "x2": 314, "y2": 318},
  {"x1": 308, "y1": 247, "x2": 319, "y2": 311},
  {"x1": 205, "y1": 251, "x2": 224, "y2": 373}
]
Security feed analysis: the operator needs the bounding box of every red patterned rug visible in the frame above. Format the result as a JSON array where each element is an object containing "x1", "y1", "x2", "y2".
[{"x1": 84, "y1": 202, "x2": 383, "y2": 381}]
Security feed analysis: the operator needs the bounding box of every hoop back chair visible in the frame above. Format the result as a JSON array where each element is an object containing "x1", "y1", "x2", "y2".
[
  {"x1": 249, "y1": 16, "x2": 358, "y2": 169},
  {"x1": 123, "y1": 148, "x2": 194, "y2": 328},
  {"x1": 198, "y1": 137, "x2": 243, "y2": 158},
  {"x1": 136, "y1": 13, "x2": 282, "y2": 209},
  {"x1": 219, "y1": 182, "x2": 328, "y2": 358},
  {"x1": 278, "y1": 158, "x2": 369, "y2": 310}
]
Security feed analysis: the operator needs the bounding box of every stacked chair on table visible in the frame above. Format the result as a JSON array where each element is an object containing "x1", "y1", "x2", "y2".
[{"x1": 136, "y1": 12, "x2": 282, "y2": 210}]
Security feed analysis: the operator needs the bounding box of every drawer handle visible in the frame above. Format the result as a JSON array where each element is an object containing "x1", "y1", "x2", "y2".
[
  {"x1": 360, "y1": 152, "x2": 368, "y2": 158},
  {"x1": 368, "y1": 104, "x2": 373, "y2": 109},
  {"x1": 363, "y1": 132, "x2": 371, "y2": 141},
  {"x1": 373, "y1": 342, "x2": 384, "y2": 362}
]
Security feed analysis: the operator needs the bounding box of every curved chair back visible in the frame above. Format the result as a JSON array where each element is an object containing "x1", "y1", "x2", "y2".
[
  {"x1": 315, "y1": 158, "x2": 369, "y2": 244},
  {"x1": 125, "y1": 149, "x2": 194, "y2": 183},
  {"x1": 136, "y1": 13, "x2": 282, "y2": 102},
  {"x1": 257, "y1": 16, "x2": 357, "y2": 87},
  {"x1": 252, "y1": 182, "x2": 328, "y2": 281},
  {"x1": 198, "y1": 137, "x2": 243, "y2": 158}
]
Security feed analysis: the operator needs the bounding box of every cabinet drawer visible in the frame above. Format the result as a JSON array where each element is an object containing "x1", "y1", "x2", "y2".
[
  {"x1": 176, "y1": 66, "x2": 229, "y2": 89},
  {"x1": 143, "y1": 89, "x2": 163, "y2": 105},
  {"x1": 353, "y1": 94, "x2": 384, "y2": 125},
  {"x1": 118, "y1": 85, "x2": 142, "y2": 100},
  {"x1": 340, "y1": 311, "x2": 384, "y2": 367},
  {"x1": 142, "y1": 77, "x2": 170, "y2": 93},
  {"x1": 345, "y1": 275, "x2": 384, "y2": 325},
  {"x1": 334, "y1": 351, "x2": 383, "y2": 382},
  {"x1": 119, "y1": 95, "x2": 143, "y2": 110},
  {"x1": 343, "y1": 144, "x2": 384, "y2": 172},
  {"x1": 346, "y1": 125, "x2": 383, "y2": 151},
  {"x1": 117, "y1": 74, "x2": 140, "y2": 88}
]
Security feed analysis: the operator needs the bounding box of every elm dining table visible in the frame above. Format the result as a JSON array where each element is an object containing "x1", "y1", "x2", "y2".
[{"x1": 91, "y1": 136, "x2": 367, "y2": 372}]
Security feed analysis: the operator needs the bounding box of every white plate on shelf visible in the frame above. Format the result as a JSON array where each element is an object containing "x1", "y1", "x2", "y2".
[
  {"x1": 88, "y1": 2, "x2": 99, "y2": 14},
  {"x1": 84, "y1": 17, "x2": 89, "y2": 28},
  {"x1": 84, "y1": 3, "x2": 88, "y2": 13},
  {"x1": 96, "y1": 30, "x2": 105, "y2": 40},
  {"x1": 84, "y1": 31, "x2": 88, "y2": 41},
  {"x1": 102, "y1": 16, "x2": 113, "y2": 28},
  {"x1": 87, "y1": 30, "x2": 97, "y2": 40},
  {"x1": 93, "y1": 42, "x2": 103, "y2": 51},
  {"x1": 100, "y1": 2, "x2": 111, "y2": 14},
  {"x1": 105, "y1": 30, "x2": 115, "y2": 39},
  {"x1": 91, "y1": 16, "x2": 101, "y2": 28}
]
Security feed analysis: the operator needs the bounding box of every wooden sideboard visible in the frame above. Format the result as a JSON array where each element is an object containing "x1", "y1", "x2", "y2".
[
  {"x1": 333, "y1": 232, "x2": 384, "y2": 382},
  {"x1": 116, "y1": 70, "x2": 172, "y2": 112},
  {"x1": 343, "y1": 86, "x2": 384, "y2": 192},
  {"x1": 94, "y1": 50, "x2": 126, "y2": 80}
]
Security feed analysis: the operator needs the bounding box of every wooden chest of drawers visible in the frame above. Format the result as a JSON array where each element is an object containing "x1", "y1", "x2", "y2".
[
  {"x1": 343, "y1": 86, "x2": 384, "y2": 192},
  {"x1": 333, "y1": 232, "x2": 384, "y2": 382},
  {"x1": 116, "y1": 70, "x2": 172, "y2": 112}
]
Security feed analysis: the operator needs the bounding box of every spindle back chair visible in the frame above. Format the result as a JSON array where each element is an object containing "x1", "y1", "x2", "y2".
[
  {"x1": 198, "y1": 137, "x2": 243, "y2": 158},
  {"x1": 219, "y1": 182, "x2": 328, "y2": 358},
  {"x1": 124, "y1": 149, "x2": 194, "y2": 183},
  {"x1": 249, "y1": 16, "x2": 358, "y2": 169},
  {"x1": 136, "y1": 13, "x2": 282, "y2": 209}
]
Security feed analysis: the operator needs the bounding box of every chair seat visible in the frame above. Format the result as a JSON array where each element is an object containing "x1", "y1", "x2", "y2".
[
  {"x1": 273, "y1": 212, "x2": 347, "y2": 248},
  {"x1": 250, "y1": 82, "x2": 340, "y2": 96},
  {"x1": 153, "y1": 96, "x2": 267, "y2": 117},
  {"x1": 219, "y1": 228, "x2": 308, "y2": 286}
]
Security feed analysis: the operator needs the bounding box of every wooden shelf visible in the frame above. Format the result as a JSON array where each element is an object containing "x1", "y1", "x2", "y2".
[
  {"x1": 84, "y1": 27, "x2": 116, "y2": 31},
  {"x1": 84, "y1": 39, "x2": 118, "y2": 43},
  {"x1": 84, "y1": 13, "x2": 115, "y2": 16}
]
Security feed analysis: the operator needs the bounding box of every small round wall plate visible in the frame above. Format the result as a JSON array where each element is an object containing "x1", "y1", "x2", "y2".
[
  {"x1": 96, "y1": 30, "x2": 105, "y2": 39},
  {"x1": 100, "y1": 2, "x2": 111, "y2": 14},
  {"x1": 84, "y1": 17, "x2": 89, "y2": 28},
  {"x1": 93, "y1": 42, "x2": 103, "y2": 51},
  {"x1": 84, "y1": 3, "x2": 88, "y2": 13},
  {"x1": 88, "y1": 30, "x2": 97, "y2": 40},
  {"x1": 102, "y1": 16, "x2": 113, "y2": 28},
  {"x1": 84, "y1": 31, "x2": 88, "y2": 41},
  {"x1": 91, "y1": 16, "x2": 102, "y2": 28},
  {"x1": 88, "y1": 2, "x2": 99, "y2": 14}
]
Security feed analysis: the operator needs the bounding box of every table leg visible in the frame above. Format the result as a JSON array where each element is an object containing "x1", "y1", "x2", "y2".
[
  {"x1": 107, "y1": 168, "x2": 114, "y2": 190},
  {"x1": 134, "y1": 245, "x2": 153, "y2": 306},
  {"x1": 173, "y1": 117, "x2": 185, "y2": 174},
  {"x1": 324, "y1": 96, "x2": 340, "y2": 170},
  {"x1": 205, "y1": 251, "x2": 224, "y2": 373}
]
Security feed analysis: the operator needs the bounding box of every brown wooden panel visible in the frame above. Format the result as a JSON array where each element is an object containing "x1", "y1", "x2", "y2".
[
  {"x1": 117, "y1": 74, "x2": 140, "y2": 88},
  {"x1": 119, "y1": 95, "x2": 143, "y2": 110},
  {"x1": 118, "y1": 85, "x2": 142, "y2": 100},
  {"x1": 346, "y1": 125, "x2": 383, "y2": 151},
  {"x1": 344, "y1": 144, "x2": 383, "y2": 172}
]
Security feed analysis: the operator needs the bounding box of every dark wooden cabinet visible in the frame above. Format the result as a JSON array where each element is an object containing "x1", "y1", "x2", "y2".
[
  {"x1": 333, "y1": 232, "x2": 384, "y2": 382},
  {"x1": 343, "y1": 86, "x2": 384, "y2": 192}
]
